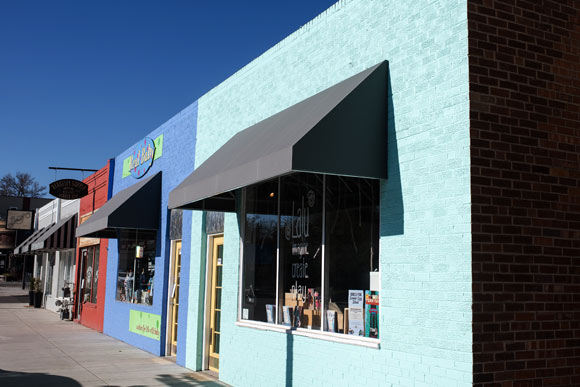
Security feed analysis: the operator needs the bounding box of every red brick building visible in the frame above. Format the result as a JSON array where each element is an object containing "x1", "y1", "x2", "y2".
[
  {"x1": 469, "y1": 1, "x2": 580, "y2": 385},
  {"x1": 73, "y1": 160, "x2": 114, "y2": 332}
]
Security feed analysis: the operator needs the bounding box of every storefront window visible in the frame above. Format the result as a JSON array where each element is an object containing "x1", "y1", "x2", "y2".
[
  {"x1": 241, "y1": 179, "x2": 278, "y2": 323},
  {"x1": 279, "y1": 174, "x2": 323, "y2": 329},
  {"x1": 324, "y1": 175, "x2": 379, "y2": 335},
  {"x1": 240, "y1": 172, "x2": 380, "y2": 338},
  {"x1": 116, "y1": 230, "x2": 156, "y2": 305},
  {"x1": 45, "y1": 253, "x2": 55, "y2": 296},
  {"x1": 81, "y1": 245, "x2": 99, "y2": 304},
  {"x1": 57, "y1": 250, "x2": 75, "y2": 297}
]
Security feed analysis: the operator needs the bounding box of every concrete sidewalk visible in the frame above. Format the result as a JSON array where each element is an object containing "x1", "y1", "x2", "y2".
[{"x1": 0, "y1": 283, "x2": 228, "y2": 387}]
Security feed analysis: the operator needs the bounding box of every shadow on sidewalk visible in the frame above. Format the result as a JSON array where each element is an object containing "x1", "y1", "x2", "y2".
[
  {"x1": 0, "y1": 369, "x2": 81, "y2": 387},
  {"x1": 0, "y1": 294, "x2": 28, "y2": 303},
  {"x1": 155, "y1": 372, "x2": 229, "y2": 386}
]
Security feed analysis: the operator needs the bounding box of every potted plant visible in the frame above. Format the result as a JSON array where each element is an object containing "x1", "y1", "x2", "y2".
[
  {"x1": 28, "y1": 278, "x2": 36, "y2": 306},
  {"x1": 33, "y1": 278, "x2": 43, "y2": 308}
]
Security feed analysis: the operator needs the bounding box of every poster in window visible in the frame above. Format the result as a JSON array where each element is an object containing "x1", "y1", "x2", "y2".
[
  {"x1": 348, "y1": 290, "x2": 364, "y2": 336},
  {"x1": 365, "y1": 291, "x2": 379, "y2": 339}
]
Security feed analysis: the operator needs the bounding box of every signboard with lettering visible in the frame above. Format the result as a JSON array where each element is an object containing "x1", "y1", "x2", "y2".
[
  {"x1": 129, "y1": 310, "x2": 161, "y2": 340},
  {"x1": 122, "y1": 134, "x2": 163, "y2": 178},
  {"x1": 6, "y1": 210, "x2": 34, "y2": 230},
  {"x1": 49, "y1": 179, "x2": 89, "y2": 199}
]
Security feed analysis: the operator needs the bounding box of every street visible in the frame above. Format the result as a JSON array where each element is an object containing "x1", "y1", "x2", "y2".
[{"x1": 0, "y1": 282, "x2": 227, "y2": 387}]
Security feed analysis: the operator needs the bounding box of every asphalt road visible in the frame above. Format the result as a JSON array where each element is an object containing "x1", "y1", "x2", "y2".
[{"x1": 0, "y1": 282, "x2": 227, "y2": 387}]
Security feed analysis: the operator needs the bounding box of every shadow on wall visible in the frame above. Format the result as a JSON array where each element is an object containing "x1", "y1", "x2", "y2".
[
  {"x1": 284, "y1": 69, "x2": 403, "y2": 387},
  {"x1": 0, "y1": 369, "x2": 82, "y2": 387},
  {"x1": 380, "y1": 71, "x2": 404, "y2": 237}
]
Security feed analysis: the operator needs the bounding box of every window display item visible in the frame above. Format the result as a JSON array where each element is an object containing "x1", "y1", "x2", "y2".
[
  {"x1": 283, "y1": 306, "x2": 293, "y2": 327},
  {"x1": 301, "y1": 309, "x2": 321, "y2": 329},
  {"x1": 365, "y1": 291, "x2": 379, "y2": 339},
  {"x1": 348, "y1": 290, "x2": 364, "y2": 336},
  {"x1": 327, "y1": 302, "x2": 344, "y2": 332},
  {"x1": 266, "y1": 304, "x2": 276, "y2": 324},
  {"x1": 326, "y1": 310, "x2": 337, "y2": 332},
  {"x1": 293, "y1": 306, "x2": 302, "y2": 328}
]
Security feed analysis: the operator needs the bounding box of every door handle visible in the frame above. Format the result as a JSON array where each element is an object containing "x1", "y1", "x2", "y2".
[{"x1": 210, "y1": 328, "x2": 213, "y2": 346}]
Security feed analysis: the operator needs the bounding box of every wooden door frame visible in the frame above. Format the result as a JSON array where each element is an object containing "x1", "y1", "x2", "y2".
[
  {"x1": 165, "y1": 239, "x2": 182, "y2": 357},
  {"x1": 203, "y1": 233, "x2": 223, "y2": 372}
]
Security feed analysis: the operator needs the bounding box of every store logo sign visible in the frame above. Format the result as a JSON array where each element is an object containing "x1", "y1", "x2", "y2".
[
  {"x1": 122, "y1": 134, "x2": 163, "y2": 179},
  {"x1": 128, "y1": 137, "x2": 155, "y2": 179}
]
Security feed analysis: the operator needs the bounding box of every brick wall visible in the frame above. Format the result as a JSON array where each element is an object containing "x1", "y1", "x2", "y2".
[
  {"x1": 469, "y1": 1, "x2": 580, "y2": 385},
  {"x1": 189, "y1": 0, "x2": 472, "y2": 385}
]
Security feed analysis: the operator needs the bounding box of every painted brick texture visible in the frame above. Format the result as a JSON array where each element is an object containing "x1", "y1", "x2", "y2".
[
  {"x1": 74, "y1": 161, "x2": 112, "y2": 332},
  {"x1": 469, "y1": 1, "x2": 580, "y2": 386},
  {"x1": 103, "y1": 102, "x2": 197, "y2": 356},
  {"x1": 188, "y1": 0, "x2": 472, "y2": 386}
]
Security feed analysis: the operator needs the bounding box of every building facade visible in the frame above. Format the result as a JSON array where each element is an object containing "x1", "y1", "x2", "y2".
[
  {"x1": 170, "y1": 1, "x2": 579, "y2": 386},
  {"x1": 74, "y1": 160, "x2": 114, "y2": 332},
  {"x1": 64, "y1": 1, "x2": 579, "y2": 386},
  {"x1": 77, "y1": 102, "x2": 198, "y2": 360},
  {"x1": 32, "y1": 198, "x2": 79, "y2": 312},
  {"x1": 173, "y1": 1, "x2": 472, "y2": 386}
]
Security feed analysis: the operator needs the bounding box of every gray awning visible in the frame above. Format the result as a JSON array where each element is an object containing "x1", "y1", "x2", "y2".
[
  {"x1": 76, "y1": 172, "x2": 162, "y2": 238},
  {"x1": 30, "y1": 214, "x2": 77, "y2": 253},
  {"x1": 169, "y1": 61, "x2": 388, "y2": 212},
  {"x1": 13, "y1": 227, "x2": 50, "y2": 255}
]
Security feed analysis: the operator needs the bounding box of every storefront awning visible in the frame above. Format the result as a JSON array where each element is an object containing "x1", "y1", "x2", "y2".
[
  {"x1": 29, "y1": 214, "x2": 77, "y2": 253},
  {"x1": 168, "y1": 61, "x2": 388, "y2": 212},
  {"x1": 76, "y1": 172, "x2": 161, "y2": 238},
  {"x1": 13, "y1": 227, "x2": 50, "y2": 255}
]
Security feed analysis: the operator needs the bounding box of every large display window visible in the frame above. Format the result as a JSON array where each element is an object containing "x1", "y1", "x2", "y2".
[
  {"x1": 240, "y1": 172, "x2": 380, "y2": 339},
  {"x1": 116, "y1": 230, "x2": 156, "y2": 306},
  {"x1": 81, "y1": 246, "x2": 100, "y2": 304},
  {"x1": 57, "y1": 250, "x2": 75, "y2": 297}
]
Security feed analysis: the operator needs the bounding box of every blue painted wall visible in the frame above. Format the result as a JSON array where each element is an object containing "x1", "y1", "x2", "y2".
[
  {"x1": 103, "y1": 101, "x2": 198, "y2": 357},
  {"x1": 185, "y1": 0, "x2": 472, "y2": 386}
]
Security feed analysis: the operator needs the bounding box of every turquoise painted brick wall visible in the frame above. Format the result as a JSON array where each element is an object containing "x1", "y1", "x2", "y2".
[{"x1": 186, "y1": 0, "x2": 471, "y2": 385}]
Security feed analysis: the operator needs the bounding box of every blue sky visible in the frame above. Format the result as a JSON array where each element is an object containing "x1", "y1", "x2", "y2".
[{"x1": 0, "y1": 0, "x2": 337, "y2": 195}]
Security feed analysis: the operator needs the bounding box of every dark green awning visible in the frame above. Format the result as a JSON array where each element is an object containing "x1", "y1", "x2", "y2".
[
  {"x1": 169, "y1": 61, "x2": 388, "y2": 212},
  {"x1": 76, "y1": 172, "x2": 161, "y2": 239}
]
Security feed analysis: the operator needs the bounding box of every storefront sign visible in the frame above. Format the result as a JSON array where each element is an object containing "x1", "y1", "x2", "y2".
[
  {"x1": 123, "y1": 134, "x2": 163, "y2": 178},
  {"x1": 6, "y1": 210, "x2": 34, "y2": 230},
  {"x1": 49, "y1": 179, "x2": 89, "y2": 199},
  {"x1": 129, "y1": 310, "x2": 161, "y2": 340}
]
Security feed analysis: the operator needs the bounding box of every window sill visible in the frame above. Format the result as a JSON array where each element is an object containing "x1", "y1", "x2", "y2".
[
  {"x1": 235, "y1": 320, "x2": 380, "y2": 349},
  {"x1": 115, "y1": 300, "x2": 154, "y2": 307}
]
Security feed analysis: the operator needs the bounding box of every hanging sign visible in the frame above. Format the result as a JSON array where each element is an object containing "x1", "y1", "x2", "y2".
[
  {"x1": 6, "y1": 210, "x2": 34, "y2": 230},
  {"x1": 49, "y1": 179, "x2": 89, "y2": 199},
  {"x1": 128, "y1": 137, "x2": 156, "y2": 179}
]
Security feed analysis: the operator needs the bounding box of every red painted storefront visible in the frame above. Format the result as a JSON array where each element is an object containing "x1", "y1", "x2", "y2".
[{"x1": 73, "y1": 160, "x2": 114, "y2": 332}]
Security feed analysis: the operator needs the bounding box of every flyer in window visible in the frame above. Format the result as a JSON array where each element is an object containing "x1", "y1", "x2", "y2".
[
  {"x1": 282, "y1": 306, "x2": 293, "y2": 327},
  {"x1": 348, "y1": 290, "x2": 364, "y2": 336}
]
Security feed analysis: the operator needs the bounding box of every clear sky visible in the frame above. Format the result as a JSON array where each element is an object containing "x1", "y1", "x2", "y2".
[{"x1": 0, "y1": 0, "x2": 337, "y2": 196}]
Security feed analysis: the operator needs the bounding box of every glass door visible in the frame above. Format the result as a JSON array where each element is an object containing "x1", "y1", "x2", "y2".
[
  {"x1": 169, "y1": 241, "x2": 182, "y2": 356},
  {"x1": 208, "y1": 236, "x2": 224, "y2": 372}
]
